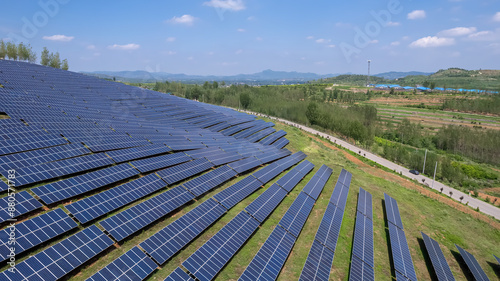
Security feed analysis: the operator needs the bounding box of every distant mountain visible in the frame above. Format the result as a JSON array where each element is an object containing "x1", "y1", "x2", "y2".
[
  {"x1": 80, "y1": 69, "x2": 341, "y2": 84},
  {"x1": 374, "y1": 71, "x2": 432, "y2": 80}
]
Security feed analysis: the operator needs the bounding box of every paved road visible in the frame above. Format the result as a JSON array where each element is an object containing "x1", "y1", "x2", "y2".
[{"x1": 242, "y1": 110, "x2": 500, "y2": 221}]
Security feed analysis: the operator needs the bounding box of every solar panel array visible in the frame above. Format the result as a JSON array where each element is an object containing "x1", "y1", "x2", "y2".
[
  {"x1": 0, "y1": 191, "x2": 43, "y2": 223},
  {"x1": 300, "y1": 169, "x2": 352, "y2": 281},
  {"x1": 421, "y1": 232, "x2": 455, "y2": 281},
  {"x1": 302, "y1": 165, "x2": 333, "y2": 200},
  {"x1": 0, "y1": 180, "x2": 8, "y2": 192},
  {"x1": 86, "y1": 246, "x2": 158, "y2": 281},
  {"x1": 385, "y1": 194, "x2": 418, "y2": 281},
  {"x1": 455, "y1": 245, "x2": 490, "y2": 281},
  {"x1": 105, "y1": 144, "x2": 172, "y2": 163},
  {"x1": 157, "y1": 158, "x2": 214, "y2": 185},
  {"x1": 349, "y1": 188, "x2": 375, "y2": 281}
]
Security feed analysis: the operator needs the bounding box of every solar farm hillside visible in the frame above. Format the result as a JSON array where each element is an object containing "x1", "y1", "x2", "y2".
[{"x1": 0, "y1": 60, "x2": 498, "y2": 281}]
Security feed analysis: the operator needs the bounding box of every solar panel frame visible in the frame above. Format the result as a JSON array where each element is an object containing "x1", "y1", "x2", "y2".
[
  {"x1": 357, "y1": 188, "x2": 373, "y2": 219},
  {"x1": 455, "y1": 245, "x2": 490, "y2": 281},
  {"x1": 352, "y1": 212, "x2": 375, "y2": 268},
  {"x1": 388, "y1": 223, "x2": 418, "y2": 281},
  {"x1": 349, "y1": 255, "x2": 375, "y2": 281},
  {"x1": 421, "y1": 232, "x2": 455, "y2": 281},
  {"x1": 384, "y1": 193, "x2": 404, "y2": 230},
  {"x1": 314, "y1": 203, "x2": 345, "y2": 253}
]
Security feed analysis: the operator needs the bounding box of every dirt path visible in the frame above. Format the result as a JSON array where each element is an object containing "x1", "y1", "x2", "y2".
[{"x1": 306, "y1": 133, "x2": 500, "y2": 230}]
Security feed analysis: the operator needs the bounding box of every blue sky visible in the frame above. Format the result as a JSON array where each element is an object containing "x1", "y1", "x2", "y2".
[{"x1": 1, "y1": 0, "x2": 499, "y2": 75}]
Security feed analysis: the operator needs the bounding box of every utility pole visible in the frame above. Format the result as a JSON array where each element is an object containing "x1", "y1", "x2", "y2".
[
  {"x1": 431, "y1": 161, "x2": 437, "y2": 189},
  {"x1": 367, "y1": 60, "x2": 371, "y2": 87},
  {"x1": 422, "y1": 149, "x2": 427, "y2": 174}
]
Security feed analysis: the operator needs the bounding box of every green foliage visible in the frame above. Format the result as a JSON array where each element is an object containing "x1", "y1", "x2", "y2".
[
  {"x1": 41, "y1": 47, "x2": 50, "y2": 66},
  {"x1": 49, "y1": 52, "x2": 61, "y2": 68},
  {"x1": 443, "y1": 96, "x2": 500, "y2": 115},
  {"x1": 0, "y1": 40, "x2": 5, "y2": 59},
  {"x1": 6, "y1": 42, "x2": 17, "y2": 60},
  {"x1": 305, "y1": 102, "x2": 320, "y2": 125},
  {"x1": 62, "y1": 59, "x2": 69, "y2": 71},
  {"x1": 239, "y1": 92, "x2": 251, "y2": 109}
]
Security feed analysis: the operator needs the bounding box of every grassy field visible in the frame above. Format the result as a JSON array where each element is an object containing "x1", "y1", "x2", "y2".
[{"x1": 1, "y1": 118, "x2": 499, "y2": 281}]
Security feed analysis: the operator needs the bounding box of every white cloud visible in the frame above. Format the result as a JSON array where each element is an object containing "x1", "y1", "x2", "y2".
[
  {"x1": 237, "y1": 28, "x2": 246, "y2": 32},
  {"x1": 410, "y1": 36, "x2": 455, "y2": 48},
  {"x1": 87, "y1": 45, "x2": 96, "y2": 50},
  {"x1": 467, "y1": 31, "x2": 493, "y2": 41},
  {"x1": 391, "y1": 41, "x2": 400, "y2": 46},
  {"x1": 107, "y1": 43, "x2": 140, "y2": 50},
  {"x1": 327, "y1": 44, "x2": 336, "y2": 48},
  {"x1": 42, "y1": 34, "x2": 74, "y2": 42},
  {"x1": 247, "y1": 16, "x2": 255, "y2": 21},
  {"x1": 306, "y1": 36, "x2": 314, "y2": 40},
  {"x1": 167, "y1": 51, "x2": 176, "y2": 55},
  {"x1": 256, "y1": 37, "x2": 263, "y2": 41},
  {"x1": 370, "y1": 40, "x2": 379, "y2": 44},
  {"x1": 187, "y1": 56, "x2": 194, "y2": 61},
  {"x1": 407, "y1": 10, "x2": 426, "y2": 20},
  {"x1": 167, "y1": 15, "x2": 196, "y2": 25},
  {"x1": 315, "y1": 38, "x2": 331, "y2": 44},
  {"x1": 494, "y1": 12, "x2": 500, "y2": 22},
  {"x1": 438, "y1": 27, "x2": 477, "y2": 37},
  {"x1": 166, "y1": 37, "x2": 176, "y2": 42},
  {"x1": 203, "y1": 0, "x2": 246, "y2": 11},
  {"x1": 387, "y1": 21, "x2": 401, "y2": 27},
  {"x1": 235, "y1": 49, "x2": 243, "y2": 55}
]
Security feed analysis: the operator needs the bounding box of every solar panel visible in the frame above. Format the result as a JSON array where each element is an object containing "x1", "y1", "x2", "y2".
[
  {"x1": 228, "y1": 156, "x2": 262, "y2": 174},
  {"x1": 0, "y1": 225, "x2": 114, "y2": 281},
  {"x1": 357, "y1": 188, "x2": 373, "y2": 219},
  {"x1": 165, "y1": 268, "x2": 196, "y2": 281},
  {"x1": 302, "y1": 165, "x2": 333, "y2": 200},
  {"x1": 495, "y1": 255, "x2": 500, "y2": 265},
  {"x1": 205, "y1": 151, "x2": 244, "y2": 166},
  {"x1": 32, "y1": 163, "x2": 139, "y2": 205},
  {"x1": 84, "y1": 138, "x2": 151, "y2": 152},
  {"x1": 130, "y1": 152, "x2": 193, "y2": 173},
  {"x1": 299, "y1": 239, "x2": 335, "y2": 281},
  {"x1": 157, "y1": 158, "x2": 214, "y2": 185},
  {"x1": 213, "y1": 176, "x2": 263, "y2": 209},
  {"x1": 329, "y1": 169, "x2": 352, "y2": 210},
  {"x1": 105, "y1": 144, "x2": 172, "y2": 163},
  {"x1": 279, "y1": 192, "x2": 316, "y2": 238},
  {"x1": 5, "y1": 153, "x2": 115, "y2": 187},
  {"x1": 455, "y1": 245, "x2": 490, "y2": 281},
  {"x1": 0, "y1": 180, "x2": 7, "y2": 192},
  {"x1": 245, "y1": 184, "x2": 288, "y2": 223},
  {"x1": 256, "y1": 150, "x2": 291, "y2": 164},
  {"x1": 66, "y1": 173, "x2": 167, "y2": 224},
  {"x1": 0, "y1": 208, "x2": 78, "y2": 262},
  {"x1": 99, "y1": 185, "x2": 195, "y2": 241},
  {"x1": 421, "y1": 232, "x2": 455, "y2": 281},
  {"x1": 0, "y1": 143, "x2": 90, "y2": 171},
  {"x1": 182, "y1": 211, "x2": 260, "y2": 281},
  {"x1": 0, "y1": 191, "x2": 43, "y2": 223},
  {"x1": 349, "y1": 256, "x2": 375, "y2": 281},
  {"x1": 271, "y1": 137, "x2": 289, "y2": 149},
  {"x1": 182, "y1": 165, "x2": 237, "y2": 197},
  {"x1": 275, "y1": 161, "x2": 315, "y2": 192},
  {"x1": 384, "y1": 193, "x2": 404, "y2": 230},
  {"x1": 246, "y1": 127, "x2": 276, "y2": 143},
  {"x1": 388, "y1": 223, "x2": 418, "y2": 281},
  {"x1": 252, "y1": 163, "x2": 284, "y2": 184},
  {"x1": 86, "y1": 246, "x2": 157, "y2": 281},
  {"x1": 314, "y1": 203, "x2": 344, "y2": 253},
  {"x1": 165, "y1": 140, "x2": 206, "y2": 151},
  {"x1": 352, "y1": 212, "x2": 374, "y2": 267},
  {"x1": 140, "y1": 198, "x2": 226, "y2": 264},
  {"x1": 239, "y1": 225, "x2": 296, "y2": 281},
  {"x1": 0, "y1": 134, "x2": 67, "y2": 156}
]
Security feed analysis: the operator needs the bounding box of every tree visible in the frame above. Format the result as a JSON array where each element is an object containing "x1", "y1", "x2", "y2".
[
  {"x1": 17, "y1": 42, "x2": 28, "y2": 61},
  {"x1": 41, "y1": 47, "x2": 50, "y2": 66},
  {"x1": 430, "y1": 82, "x2": 436, "y2": 90},
  {"x1": 6, "y1": 42, "x2": 17, "y2": 60},
  {"x1": 0, "y1": 40, "x2": 6, "y2": 59},
  {"x1": 423, "y1": 81, "x2": 430, "y2": 88},
  {"x1": 305, "y1": 102, "x2": 320, "y2": 125},
  {"x1": 49, "y1": 52, "x2": 61, "y2": 68},
  {"x1": 27, "y1": 44, "x2": 37, "y2": 63},
  {"x1": 239, "y1": 92, "x2": 251, "y2": 109},
  {"x1": 212, "y1": 81, "x2": 218, "y2": 89},
  {"x1": 61, "y1": 59, "x2": 69, "y2": 70}
]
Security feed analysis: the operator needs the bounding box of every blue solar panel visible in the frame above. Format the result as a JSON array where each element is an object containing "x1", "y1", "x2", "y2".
[
  {"x1": 182, "y1": 211, "x2": 260, "y2": 281},
  {"x1": 279, "y1": 192, "x2": 316, "y2": 238},
  {"x1": 421, "y1": 232, "x2": 455, "y2": 281},
  {"x1": 86, "y1": 246, "x2": 158, "y2": 281},
  {"x1": 182, "y1": 165, "x2": 237, "y2": 197},
  {"x1": 105, "y1": 144, "x2": 172, "y2": 163},
  {"x1": 4, "y1": 153, "x2": 115, "y2": 187},
  {"x1": 246, "y1": 127, "x2": 276, "y2": 143},
  {"x1": 245, "y1": 184, "x2": 288, "y2": 223},
  {"x1": 0, "y1": 225, "x2": 114, "y2": 281},
  {"x1": 455, "y1": 245, "x2": 489, "y2": 281},
  {"x1": 349, "y1": 256, "x2": 375, "y2": 281},
  {"x1": 140, "y1": 198, "x2": 226, "y2": 264},
  {"x1": 329, "y1": 169, "x2": 352, "y2": 210},
  {"x1": 256, "y1": 149, "x2": 291, "y2": 164},
  {"x1": 228, "y1": 156, "x2": 262, "y2": 174},
  {"x1": 99, "y1": 185, "x2": 195, "y2": 241},
  {"x1": 0, "y1": 181, "x2": 7, "y2": 192},
  {"x1": 0, "y1": 208, "x2": 78, "y2": 262},
  {"x1": 384, "y1": 193, "x2": 404, "y2": 230},
  {"x1": 84, "y1": 138, "x2": 151, "y2": 152},
  {"x1": 157, "y1": 158, "x2": 214, "y2": 185},
  {"x1": 239, "y1": 225, "x2": 296, "y2": 281},
  {"x1": 66, "y1": 173, "x2": 167, "y2": 224},
  {"x1": 213, "y1": 176, "x2": 263, "y2": 209},
  {"x1": 0, "y1": 134, "x2": 67, "y2": 156},
  {"x1": 165, "y1": 268, "x2": 196, "y2": 281},
  {"x1": 314, "y1": 203, "x2": 344, "y2": 253},
  {"x1": 275, "y1": 161, "x2": 314, "y2": 192},
  {"x1": 130, "y1": 152, "x2": 193, "y2": 173},
  {"x1": 259, "y1": 130, "x2": 287, "y2": 145},
  {"x1": 299, "y1": 240, "x2": 335, "y2": 281},
  {"x1": 302, "y1": 165, "x2": 333, "y2": 200},
  {"x1": 0, "y1": 191, "x2": 43, "y2": 223},
  {"x1": 252, "y1": 163, "x2": 284, "y2": 184},
  {"x1": 357, "y1": 188, "x2": 373, "y2": 219},
  {"x1": 205, "y1": 151, "x2": 244, "y2": 166},
  {"x1": 388, "y1": 223, "x2": 418, "y2": 281},
  {"x1": 271, "y1": 137, "x2": 289, "y2": 149},
  {"x1": 352, "y1": 212, "x2": 374, "y2": 267},
  {"x1": 165, "y1": 140, "x2": 206, "y2": 151},
  {"x1": 32, "y1": 163, "x2": 139, "y2": 205}
]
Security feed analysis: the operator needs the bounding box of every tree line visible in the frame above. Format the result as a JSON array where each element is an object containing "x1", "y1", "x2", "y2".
[
  {"x1": 0, "y1": 40, "x2": 68, "y2": 70},
  {"x1": 443, "y1": 96, "x2": 500, "y2": 115}
]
